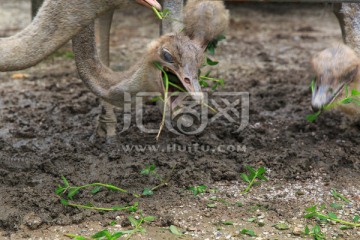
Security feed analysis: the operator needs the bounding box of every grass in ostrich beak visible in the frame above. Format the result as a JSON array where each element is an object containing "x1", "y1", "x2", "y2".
[
  {"x1": 153, "y1": 62, "x2": 187, "y2": 140},
  {"x1": 152, "y1": 7, "x2": 183, "y2": 24},
  {"x1": 153, "y1": 62, "x2": 220, "y2": 140},
  {"x1": 151, "y1": 35, "x2": 227, "y2": 140},
  {"x1": 153, "y1": 62, "x2": 217, "y2": 140},
  {"x1": 161, "y1": 69, "x2": 186, "y2": 99},
  {"x1": 152, "y1": 7, "x2": 171, "y2": 20},
  {"x1": 307, "y1": 79, "x2": 360, "y2": 122}
]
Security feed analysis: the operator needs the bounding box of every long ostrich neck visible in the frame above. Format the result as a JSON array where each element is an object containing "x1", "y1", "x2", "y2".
[
  {"x1": 72, "y1": 23, "x2": 113, "y2": 100},
  {"x1": 72, "y1": 22, "x2": 159, "y2": 106},
  {"x1": 0, "y1": 0, "x2": 126, "y2": 71},
  {"x1": 341, "y1": 3, "x2": 360, "y2": 55},
  {"x1": 161, "y1": 0, "x2": 184, "y2": 34}
]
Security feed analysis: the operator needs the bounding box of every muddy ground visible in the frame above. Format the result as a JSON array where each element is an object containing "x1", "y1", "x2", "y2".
[{"x1": 0, "y1": 1, "x2": 359, "y2": 239}]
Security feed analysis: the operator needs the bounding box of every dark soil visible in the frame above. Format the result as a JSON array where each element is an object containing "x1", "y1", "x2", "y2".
[{"x1": 0, "y1": 1, "x2": 359, "y2": 239}]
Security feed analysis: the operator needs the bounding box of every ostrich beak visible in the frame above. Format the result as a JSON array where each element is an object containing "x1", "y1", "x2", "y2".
[
  {"x1": 177, "y1": 73, "x2": 204, "y2": 104},
  {"x1": 311, "y1": 84, "x2": 336, "y2": 112},
  {"x1": 136, "y1": 0, "x2": 162, "y2": 10},
  {"x1": 311, "y1": 67, "x2": 359, "y2": 112},
  {"x1": 160, "y1": 64, "x2": 204, "y2": 110}
]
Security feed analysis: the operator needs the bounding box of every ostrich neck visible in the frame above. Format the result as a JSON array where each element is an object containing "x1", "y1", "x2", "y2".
[
  {"x1": 113, "y1": 62, "x2": 161, "y2": 95},
  {"x1": 341, "y1": 3, "x2": 360, "y2": 55},
  {"x1": 0, "y1": 0, "x2": 132, "y2": 71},
  {"x1": 73, "y1": 22, "x2": 161, "y2": 107}
]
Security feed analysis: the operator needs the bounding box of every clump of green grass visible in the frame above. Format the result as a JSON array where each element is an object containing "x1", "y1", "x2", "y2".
[
  {"x1": 307, "y1": 79, "x2": 360, "y2": 122},
  {"x1": 304, "y1": 224, "x2": 326, "y2": 240},
  {"x1": 125, "y1": 213, "x2": 156, "y2": 239},
  {"x1": 240, "y1": 166, "x2": 268, "y2": 194},
  {"x1": 140, "y1": 164, "x2": 175, "y2": 196},
  {"x1": 188, "y1": 185, "x2": 208, "y2": 196}
]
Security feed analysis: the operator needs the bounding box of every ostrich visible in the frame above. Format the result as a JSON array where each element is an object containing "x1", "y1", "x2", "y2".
[
  {"x1": 0, "y1": 0, "x2": 229, "y2": 141},
  {"x1": 311, "y1": 3, "x2": 360, "y2": 117},
  {"x1": 72, "y1": 0, "x2": 229, "y2": 141},
  {"x1": 0, "y1": 0, "x2": 182, "y2": 142}
]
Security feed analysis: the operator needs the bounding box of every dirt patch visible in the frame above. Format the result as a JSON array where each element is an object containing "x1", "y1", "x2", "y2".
[{"x1": 0, "y1": 1, "x2": 359, "y2": 239}]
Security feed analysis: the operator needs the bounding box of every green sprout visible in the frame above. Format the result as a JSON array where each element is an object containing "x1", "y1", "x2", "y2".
[
  {"x1": 140, "y1": 164, "x2": 157, "y2": 176},
  {"x1": 304, "y1": 225, "x2": 326, "y2": 240},
  {"x1": 140, "y1": 164, "x2": 175, "y2": 196},
  {"x1": 188, "y1": 185, "x2": 207, "y2": 196},
  {"x1": 241, "y1": 166, "x2": 268, "y2": 194},
  {"x1": 125, "y1": 213, "x2": 156, "y2": 240}
]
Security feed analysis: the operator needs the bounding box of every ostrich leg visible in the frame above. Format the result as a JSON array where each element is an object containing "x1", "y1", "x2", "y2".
[
  {"x1": 90, "y1": 10, "x2": 118, "y2": 144},
  {"x1": 161, "y1": 0, "x2": 184, "y2": 34}
]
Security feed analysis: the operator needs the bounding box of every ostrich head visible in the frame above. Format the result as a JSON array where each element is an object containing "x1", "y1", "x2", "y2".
[
  {"x1": 146, "y1": 34, "x2": 205, "y2": 106},
  {"x1": 311, "y1": 44, "x2": 360, "y2": 112}
]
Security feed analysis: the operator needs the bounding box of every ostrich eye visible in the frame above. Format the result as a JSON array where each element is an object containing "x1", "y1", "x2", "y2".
[{"x1": 162, "y1": 50, "x2": 174, "y2": 63}]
